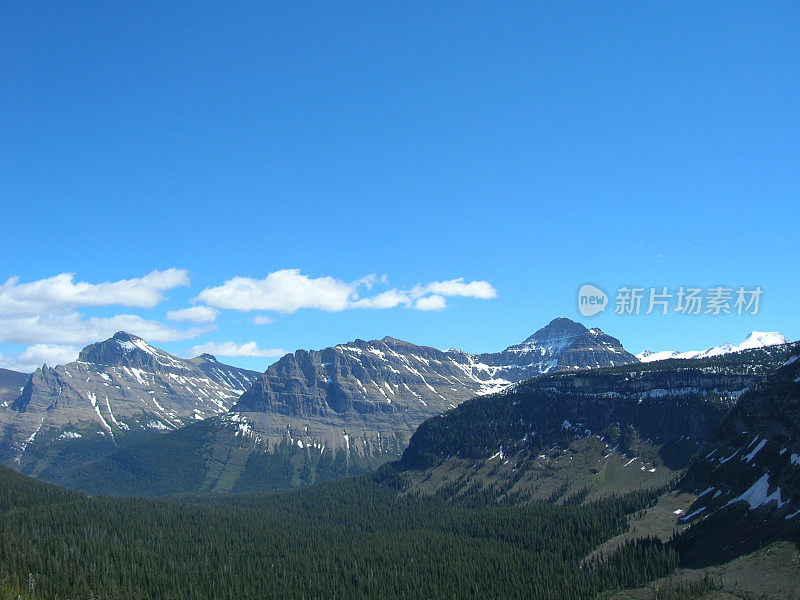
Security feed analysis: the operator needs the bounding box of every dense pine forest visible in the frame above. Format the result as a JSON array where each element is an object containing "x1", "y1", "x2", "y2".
[
  {"x1": 0, "y1": 463, "x2": 686, "y2": 600},
  {"x1": 51, "y1": 420, "x2": 393, "y2": 497}
]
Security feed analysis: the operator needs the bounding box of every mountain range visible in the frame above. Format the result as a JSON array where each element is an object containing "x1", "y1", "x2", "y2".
[
  {"x1": 232, "y1": 316, "x2": 636, "y2": 452},
  {"x1": 0, "y1": 319, "x2": 793, "y2": 499},
  {"x1": 0, "y1": 318, "x2": 638, "y2": 494}
]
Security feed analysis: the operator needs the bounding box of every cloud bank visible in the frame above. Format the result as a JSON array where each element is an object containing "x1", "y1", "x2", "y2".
[
  {"x1": 0, "y1": 271, "x2": 202, "y2": 366},
  {"x1": 0, "y1": 269, "x2": 189, "y2": 316},
  {"x1": 0, "y1": 268, "x2": 496, "y2": 370},
  {"x1": 0, "y1": 344, "x2": 81, "y2": 373},
  {"x1": 197, "y1": 269, "x2": 497, "y2": 314},
  {"x1": 0, "y1": 313, "x2": 205, "y2": 346}
]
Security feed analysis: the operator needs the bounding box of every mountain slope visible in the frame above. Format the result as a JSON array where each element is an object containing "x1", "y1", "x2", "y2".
[
  {"x1": 0, "y1": 332, "x2": 260, "y2": 478},
  {"x1": 383, "y1": 339, "x2": 800, "y2": 581},
  {"x1": 393, "y1": 344, "x2": 797, "y2": 504},
  {"x1": 675, "y1": 346, "x2": 800, "y2": 565},
  {"x1": 52, "y1": 318, "x2": 638, "y2": 495}
]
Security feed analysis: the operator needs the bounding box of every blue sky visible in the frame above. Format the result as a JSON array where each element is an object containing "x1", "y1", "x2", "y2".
[{"x1": 1, "y1": 2, "x2": 798, "y2": 372}]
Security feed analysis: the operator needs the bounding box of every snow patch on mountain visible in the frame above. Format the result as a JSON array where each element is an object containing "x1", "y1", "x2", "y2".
[{"x1": 724, "y1": 473, "x2": 787, "y2": 510}]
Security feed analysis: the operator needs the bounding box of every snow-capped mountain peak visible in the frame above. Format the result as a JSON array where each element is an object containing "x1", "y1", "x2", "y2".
[
  {"x1": 737, "y1": 331, "x2": 789, "y2": 350},
  {"x1": 637, "y1": 331, "x2": 790, "y2": 363}
]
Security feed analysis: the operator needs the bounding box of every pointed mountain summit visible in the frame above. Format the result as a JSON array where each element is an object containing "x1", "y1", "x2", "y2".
[
  {"x1": 78, "y1": 331, "x2": 179, "y2": 370},
  {"x1": 710, "y1": 331, "x2": 789, "y2": 355},
  {"x1": 521, "y1": 316, "x2": 590, "y2": 344},
  {"x1": 190, "y1": 353, "x2": 219, "y2": 363},
  {"x1": 477, "y1": 317, "x2": 637, "y2": 379}
]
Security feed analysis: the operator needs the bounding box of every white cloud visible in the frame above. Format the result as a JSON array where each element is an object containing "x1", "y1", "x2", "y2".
[
  {"x1": 356, "y1": 273, "x2": 388, "y2": 289},
  {"x1": 350, "y1": 289, "x2": 409, "y2": 310},
  {"x1": 167, "y1": 306, "x2": 219, "y2": 323},
  {"x1": 422, "y1": 279, "x2": 497, "y2": 299},
  {"x1": 196, "y1": 269, "x2": 354, "y2": 313},
  {"x1": 0, "y1": 312, "x2": 205, "y2": 345},
  {"x1": 414, "y1": 295, "x2": 447, "y2": 311},
  {"x1": 197, "y1": 270, "x2": 497, "y2": 315},
  {"x1": 0, "y1": 344, "x2": 80, "y2": 372},
  {"x1": 190, "y1": 341, "x2": 286, "y2": 358},
  {"x1": 0, "y1": 269, "x2": 496, "y2": 358},
  {"x1": 0, "y1": 269, "x2": 189, "y2": 316},
  {"x1": 349, "y1": 278, "x2": 496, "y2": 311},
  {"x1": 354, "y1": 279, "x2": 495, "y2": 311}
]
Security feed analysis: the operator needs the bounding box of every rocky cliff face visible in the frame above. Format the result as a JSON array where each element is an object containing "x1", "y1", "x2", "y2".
[
  {"x1": 233, "y1": 318, "x2": 637, "y2": 448},
  {"x1": 206, "y1": 319, "x2": 640, "y2": 484},
  {"x1": 234, "y1": 336, "x2": 507, "y2": 417},
  {"x1": 0, "y1": 332, "x2": 260, "y2": 476}
]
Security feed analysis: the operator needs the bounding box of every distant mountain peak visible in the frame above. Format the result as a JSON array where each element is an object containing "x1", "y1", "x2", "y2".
[
  {"x1": 523, "y1": 317, "x2": 588, "y2": 344},
  {"x1": 112, "y1": 331, "x2": 143, "y2": 342},
  {"x1": 637, "y1": 330, "x2": 791, "y2": 363},
  {"x1": 740, "y1": 331, "x2": 788, "y2": 347},
  {"x1": 78, "y1": 331, "x2": 162, "y2": 366},
  {"x1": 29, "y1": 319, "x2": 639, "y2": 495},
  {"x1": 478, "y1": 317, "x2": 635, "y2": 376}
]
